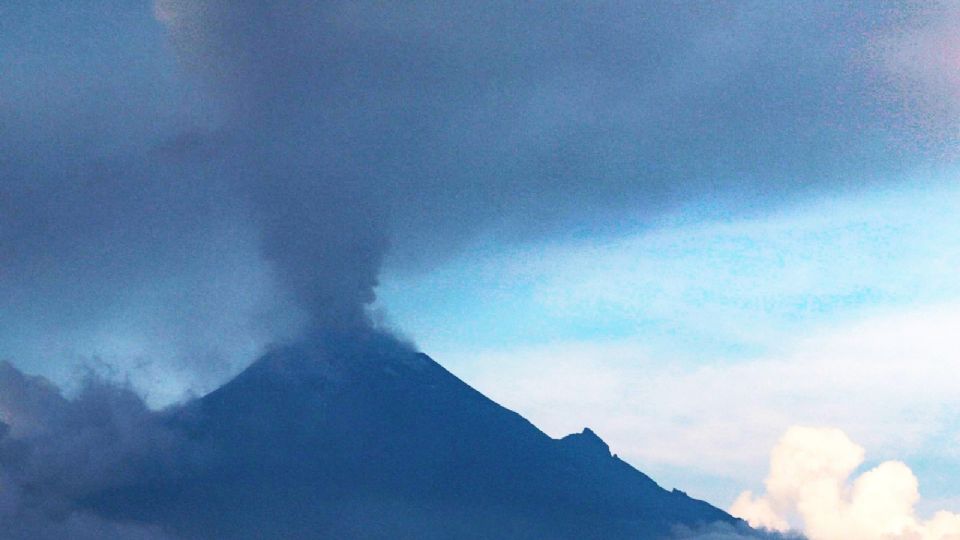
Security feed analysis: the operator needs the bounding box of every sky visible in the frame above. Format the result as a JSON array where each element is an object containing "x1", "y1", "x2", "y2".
[
  {"x1": 2, "y1": 2, "x2": 960, "y2": 538},
  {"x1": 377, "y1": 175, "x2": 960, "y2": 518}
]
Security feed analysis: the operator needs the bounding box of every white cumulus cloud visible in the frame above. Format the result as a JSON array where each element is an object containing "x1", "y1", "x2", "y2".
[{"x1": 731, "y1": 426, "x2": 960, "y2": 540}]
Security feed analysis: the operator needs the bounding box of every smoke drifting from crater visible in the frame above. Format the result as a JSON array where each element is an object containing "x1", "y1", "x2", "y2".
[
  {"x1": 1, "y1": 1, "x2": 952, "y2": 395},
  {"x1": 152, "y1": 0, "x2": 949, "y2": 337}
]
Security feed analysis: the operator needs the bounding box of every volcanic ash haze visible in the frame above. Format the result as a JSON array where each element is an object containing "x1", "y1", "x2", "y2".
[{"x1": 148, "y1": 0, "x2": 940, "y2": 340}]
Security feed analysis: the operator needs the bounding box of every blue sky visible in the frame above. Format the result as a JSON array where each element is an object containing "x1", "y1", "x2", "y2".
[
  {"x1": 378, "y1": 173, "x2": 960, "y2": 514},
  {"x1": 379, "y1": 172, "x2": 960, "y2": 362}
]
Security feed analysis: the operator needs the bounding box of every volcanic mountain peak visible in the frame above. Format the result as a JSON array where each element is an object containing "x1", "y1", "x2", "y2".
[
  {"x1": 561, "y1": 427, "x2": 613, "y2": 458},
  {"x1": 86, "y1": 333, "x2": 756, "y2": 539}
]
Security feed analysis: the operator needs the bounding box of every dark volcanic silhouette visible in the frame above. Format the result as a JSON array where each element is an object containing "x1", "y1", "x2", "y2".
[{"x1": 73, "y1": 331, "x2": 744, "y2": 539}]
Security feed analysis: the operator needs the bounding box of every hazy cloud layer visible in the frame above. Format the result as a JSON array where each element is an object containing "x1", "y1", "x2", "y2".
[
  {"x1": 672, "y1": 521, "x2": 803, "y2": 540},
  {"x1": 377, "y1": 177, "x2": 960, "y2": 361},
  {"x1": 459, "y1": 302, "x2": 960, "y2": 510}
]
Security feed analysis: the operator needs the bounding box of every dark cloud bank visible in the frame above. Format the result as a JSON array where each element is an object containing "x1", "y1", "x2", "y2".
[
  {"x1": 0, "y1": 0, "x2": 950, "y2": 537},
  {"x1": 1, "y1": 1, "x2": 947, "y2": 390}
]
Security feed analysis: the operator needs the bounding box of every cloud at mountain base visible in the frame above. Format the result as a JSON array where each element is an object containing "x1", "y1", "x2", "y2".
[
  {"x1": 0, "y1": 362, "x2": 181, "y2": 539},
  {"x1": 672, "y1": 521, "x2": 802, "y2": 539}
]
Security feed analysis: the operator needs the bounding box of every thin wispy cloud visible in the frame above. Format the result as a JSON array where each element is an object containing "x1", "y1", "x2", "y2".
[{"x1": 455, "y1": 302, "x2": 960, "y2": 514}]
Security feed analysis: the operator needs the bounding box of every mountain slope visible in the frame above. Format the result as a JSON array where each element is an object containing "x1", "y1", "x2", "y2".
[{"x1": 90, "y1": 332, "x2": 744, "y2": 539}]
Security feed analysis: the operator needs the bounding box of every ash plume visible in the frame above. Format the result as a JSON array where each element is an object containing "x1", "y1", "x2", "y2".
[{"x1": 1, "y1": 2, "x2": 945, "y2": 391}]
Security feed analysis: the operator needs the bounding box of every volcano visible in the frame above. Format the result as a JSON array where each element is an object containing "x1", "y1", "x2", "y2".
[{"x1": 84, "y1": 332, "x2": 747, "y2": 539}]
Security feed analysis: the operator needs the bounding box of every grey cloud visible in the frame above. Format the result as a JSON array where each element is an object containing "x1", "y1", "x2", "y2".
[
  {"x1": 155, "y1": 0, "x2": 937, "y2": 317},
  {"x1": 0, "y1": 362, "x2": 181, "y2": 539},
  {"x1": 2, "y1": 1, "x2": 948, "y2": 395}
]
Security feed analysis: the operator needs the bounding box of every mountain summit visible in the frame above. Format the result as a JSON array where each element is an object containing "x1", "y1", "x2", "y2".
[{"x1": 86, "y1": 332, "x2": 747, "y2": 539}]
